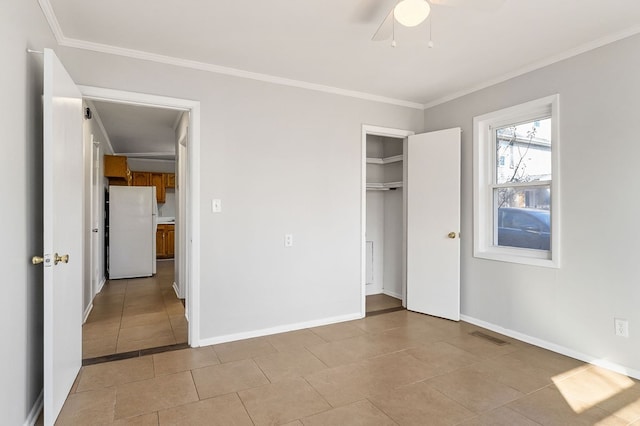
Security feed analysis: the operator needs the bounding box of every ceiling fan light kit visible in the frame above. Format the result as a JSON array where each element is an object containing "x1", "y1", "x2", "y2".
[{"x1": 394, "y1": 0, "x2": 431, "y2": 27}]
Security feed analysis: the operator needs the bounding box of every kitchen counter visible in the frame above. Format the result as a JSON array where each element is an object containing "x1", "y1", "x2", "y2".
[{"x1": 157, "y1": 217, "x2": 175, "y2": 225}]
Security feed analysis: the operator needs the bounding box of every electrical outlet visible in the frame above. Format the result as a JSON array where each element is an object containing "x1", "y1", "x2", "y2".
[
  {"x1": 284, "y1": 234, "x2": 293, "y2": 247},
  {"x1": 614, "y1": 318, "x2": 629, "y2": 338}
]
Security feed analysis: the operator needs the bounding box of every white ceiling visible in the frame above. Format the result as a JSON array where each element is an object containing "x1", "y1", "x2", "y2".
[
  {"x1": 45, "y1": 0, "x2": 640, "y2": 107},
  {"x1": 55, "y1": 0, "x2": 639, "y2": 159},
  {"x1": 90, "y1": 100, "x2": 181, "y2": 160}
]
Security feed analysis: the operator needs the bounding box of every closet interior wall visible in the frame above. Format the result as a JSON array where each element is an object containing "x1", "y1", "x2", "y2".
[{"x1": 365, "y1": 135, "x2": 404, "y2": 298}]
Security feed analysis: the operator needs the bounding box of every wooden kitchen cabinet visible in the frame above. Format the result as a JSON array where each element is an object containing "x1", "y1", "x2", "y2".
[
  {"x1": 132, "y1": 171, "x2": 166, "y2": 203},
  {"x1": 156, "y1": 224, "x2": 175, "y2": 259},
  {"x1": 132, "y1": 171, "x2": 150, "y2": 186},
  {"x1": 156, "y1": 226, "x2": 167, "y2": 258},
  {"x1": 165, "y1": 173, "x2": 175, "y2": 188},
  {"x1": 104, "y1": 155, "x2": 132, "y2": 186},
  {"x1": 151, "y1": 173, "x2": 166, "y2": 203},
  {"x1": 167, "y1": 226, "x2": 175, "y2": 257}
]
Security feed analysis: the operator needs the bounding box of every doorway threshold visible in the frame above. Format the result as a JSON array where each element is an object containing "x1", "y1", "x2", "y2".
[
  {"x1": 82, "y1": 342, "x2": 189, "y2": 366},
  {"x1": 366, "y1": 306, "x2": 406, "y2": 317}
]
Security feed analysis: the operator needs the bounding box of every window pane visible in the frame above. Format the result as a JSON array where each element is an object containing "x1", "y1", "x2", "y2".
[
  {"x1": 494, "y1": 186, "x2": 550, "y2": 250},
  {"x1": 496, "y1": 118, "x2": 551, "y2": 184}
]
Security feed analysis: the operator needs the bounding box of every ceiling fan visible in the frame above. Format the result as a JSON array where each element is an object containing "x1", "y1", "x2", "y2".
[{"x1": 368, "y1": 0, "x2": 506, "y2": 45}]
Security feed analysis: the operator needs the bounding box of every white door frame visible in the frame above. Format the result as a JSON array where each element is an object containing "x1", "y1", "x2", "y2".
[
  {"x1": 80, "y1": 86, "x2": 201, "y2": 346},
  {"x1": 89, "y1": 135, "x2": 101, "y2": 301},
  {"x1": 361, "y1": 125, "x2": 414, "y2": 317}
]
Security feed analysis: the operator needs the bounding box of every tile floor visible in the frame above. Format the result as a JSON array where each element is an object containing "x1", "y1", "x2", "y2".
[
  {"x1": 82, "y1": 260, "x2": 187, "y2": 359},
  {"x1": 366, "y1": 294, "x2": 403, "y2": 315},
  {"x1": 53, "y1": 309, "x2": 640, "y2": 425}
]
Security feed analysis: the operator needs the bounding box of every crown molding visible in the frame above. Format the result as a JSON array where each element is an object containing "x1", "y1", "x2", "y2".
[
  {"x1": 37, "y1": 0, "x2": 65, "y2": 43},
  {"x1": 422, "y1": 24, "x2": 640, "y2": 110},
  {"x1": 36, "y1": 0, "x2": 422, "y2": 110},
  {"x1": 60, "y1": 36, "x2": 424, "y2": 110},
  {"x1": 38, "y1": 0, "x2": 640, "y2": 113}
]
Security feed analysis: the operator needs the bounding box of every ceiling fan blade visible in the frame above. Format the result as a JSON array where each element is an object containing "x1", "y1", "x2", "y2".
[
  {"x1": 352, "y1": 0, "x2": 391, "y2": 22},
  {"x1": 371, "y1": 8, "x2": 395, "y2": 41},
  {"x1": 430, "y1": 0, "x2": 506, "y2": 11}
]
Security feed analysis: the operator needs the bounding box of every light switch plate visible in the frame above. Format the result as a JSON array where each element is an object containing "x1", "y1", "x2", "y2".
[{"x1": 212, "y1": 199, "x2": 222, "y2": 213}]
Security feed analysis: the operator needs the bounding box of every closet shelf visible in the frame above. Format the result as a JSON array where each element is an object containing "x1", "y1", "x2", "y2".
[
  {"x1": 366, "y1": 155, "x2": 403, "y2": 165},
  {"x1": 366, "y1": 181, "x2": 403, "y2": 191}
]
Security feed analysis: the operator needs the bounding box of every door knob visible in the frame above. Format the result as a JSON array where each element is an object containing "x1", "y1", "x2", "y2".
[
  {"x1": 54, "y1": 253, "x2": 69, "y2": 265},
  {"x1": 92, "y1": 228, "x2": 98, "y2": 233},
  {"x1": 32, "y1": 256, "x2": 44, "y2": 265},
  {"x1": 448, "y1": 232, "x2": 457, "y2": 239}
]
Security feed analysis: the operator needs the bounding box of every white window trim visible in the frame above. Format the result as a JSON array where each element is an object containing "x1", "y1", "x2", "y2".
[{"x1": 473, "y1": 94, "x2": 560, "y2": 268}]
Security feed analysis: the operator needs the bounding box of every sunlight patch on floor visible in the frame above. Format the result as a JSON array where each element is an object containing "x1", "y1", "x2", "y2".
[{"x1": 552, "y1": 365, "x2": 636, "y2": 414}]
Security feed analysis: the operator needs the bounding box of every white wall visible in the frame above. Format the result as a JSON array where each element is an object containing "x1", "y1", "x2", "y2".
[
  {"x1": 0, "y1": 2, "x2": 58, "y2": 424},
  {"x1": 56, "y1": 46, "x2": 424, "y2": 342},
  {"x1": 82, "y1": 100, "x2": 113, "y2": 315},
  {"x1": 423, "y1": 34, "x2": 640, "y2": 376},
  {"x1": 383, "y1": 189, "x2": 403, "y2": 298},
  {"x1": 365, "y1": 191, "x2": 385, "y2": 294},
  {"x1": 158, "y1": 190, "x2": 176, "y2": 217}
]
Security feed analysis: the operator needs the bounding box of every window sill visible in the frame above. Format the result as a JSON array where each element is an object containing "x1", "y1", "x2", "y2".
[{"x1": 474, "y1": 248, "x2": 559, "y2": 268}]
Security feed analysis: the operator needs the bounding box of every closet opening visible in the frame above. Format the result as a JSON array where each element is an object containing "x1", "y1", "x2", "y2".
[{"x1": 361, "y1": 125, "x2": 414, "y2": 316}]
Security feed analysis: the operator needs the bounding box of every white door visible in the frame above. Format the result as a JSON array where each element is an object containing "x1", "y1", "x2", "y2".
[
  {"x1": 91, "y1": 138, "x2": 101, "y2": 297},
  {"x1": 406, "y1": 128, "x2": 461, "y2": 321},
  {"x1": 42, "y1": 48, "x2": 84, "y2": 425}
]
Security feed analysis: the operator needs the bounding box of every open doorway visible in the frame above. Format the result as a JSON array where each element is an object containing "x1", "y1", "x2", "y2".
[
  {"x1": 81, "y1": 91, "x2": 197, "y2": 361},
  {"x1": 362, "y1": 126, "x2": 413, "y2": 316}
]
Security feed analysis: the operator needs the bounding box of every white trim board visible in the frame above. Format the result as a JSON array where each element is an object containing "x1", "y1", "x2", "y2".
[
  {"x1": 36, "y1": 1, "x2": 420, "y2": 110},
  {"x1": 24, "y1": 390, "x2": 43, "y2": 426},
  {"x1": 199, "y1": 313, "x2": 362, "y2": 347},
  {"x1": 82, "y1": 303, "x2": 93, "y2": 324},
  {"x1": 461, "y1": 314, "x2": 640, "y2": 381},
  {"x1": 96, "y1": 277, "x2": 106, "y2": 294},
  {"x1": 382, "y1": 290, "x2": 403, "y2": 300},
  {"x1": 80, "y1": 85, "x2": 202, "y2": 347},
  {"x1": 85, "y1": 100, "x2": 115, "y2": 155},
  {"x1": 37, "y1": 0, "x2": 640, "y2": 112},
  {"x1": 172, "y1": 282, "x2": 183, "y2": 299}
]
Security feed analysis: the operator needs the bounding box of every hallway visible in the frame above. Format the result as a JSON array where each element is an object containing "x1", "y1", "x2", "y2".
[{"x1": 82, "y1": 260, "x2": 187, "y2": 360}]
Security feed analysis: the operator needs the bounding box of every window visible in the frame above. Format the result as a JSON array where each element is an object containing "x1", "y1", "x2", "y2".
[{"x1": 473, "y1": 95, "x2": 559, "y2": 267}]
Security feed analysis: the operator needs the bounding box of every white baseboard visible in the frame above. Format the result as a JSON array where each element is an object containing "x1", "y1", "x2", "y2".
[
  {"x1": 461, "y1": 314, "x2": 640, "y2": 381},
  {"x1": 172, "y1": 282, "x2": 183, "y2": 299},
  {"x1": 382, "y1": 289, "x2": 403, "y2": 300},
  {"x1": 366, "y1": 284, "x2": 383, "y2": 296},
  {"x1": 24, "y1": 389, "x2": 43, "y2": 426},
  {"x1": 96, "y1": 277, "x2": 106, "y2": 293},
  {"x1": 82, "y1": 302, "x2": 94, "y2": 324},
  {"x1": 198, "y1": 312, "x2": 362, "y2": 347}
]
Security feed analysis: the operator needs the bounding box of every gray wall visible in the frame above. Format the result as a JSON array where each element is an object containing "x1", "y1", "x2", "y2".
[
  {"x1": 423, "y1": 34, "x2": 640, "y2": 375},
  {"x1": 0, "y1": 1, "x2": 57, "y2": 423},
  {"x1": 56, "y1": 46, "x2": 424, "y2": 341}
]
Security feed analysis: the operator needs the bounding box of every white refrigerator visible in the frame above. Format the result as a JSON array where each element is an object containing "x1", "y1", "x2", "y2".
[{"x1": 108, "y1": 186, "x2": 158, "y2": 279}]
